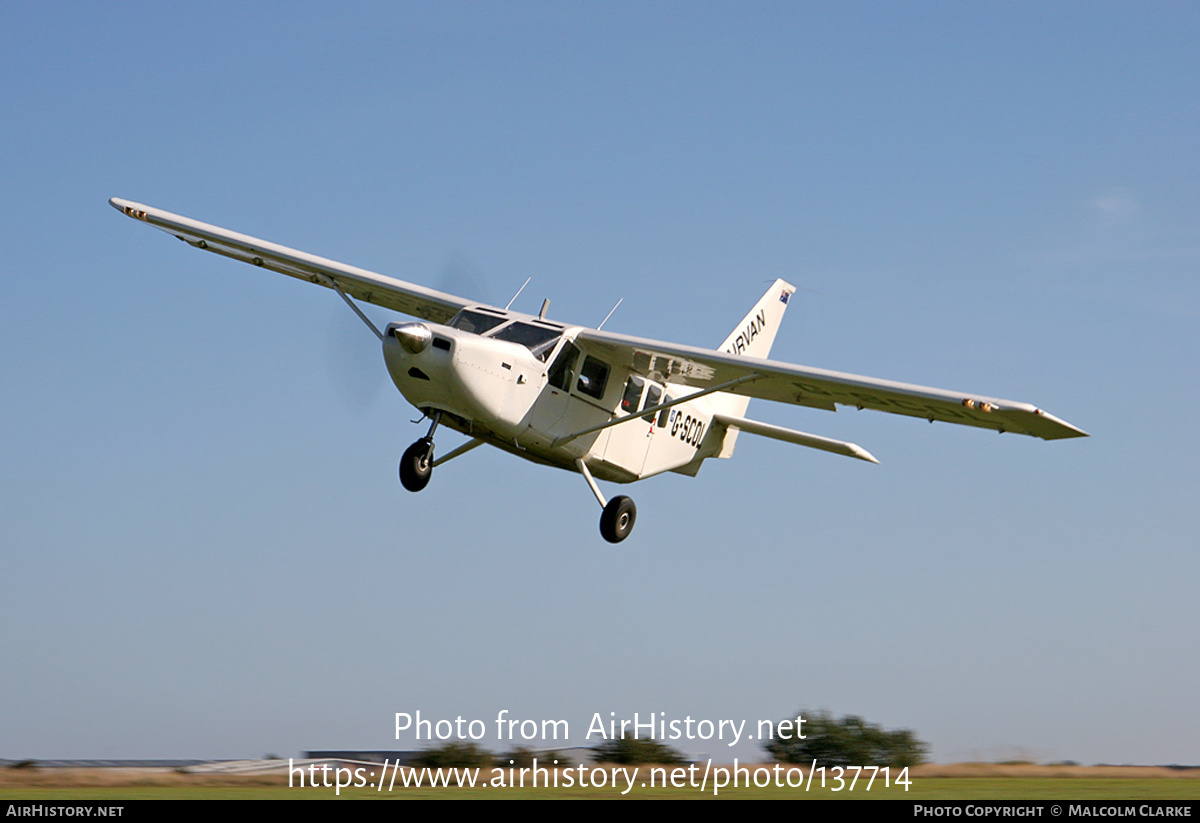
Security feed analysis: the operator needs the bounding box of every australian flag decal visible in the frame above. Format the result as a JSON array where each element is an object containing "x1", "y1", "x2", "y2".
[{"x1": 780, "y1": 290, "x2": 790, "y2": 304}]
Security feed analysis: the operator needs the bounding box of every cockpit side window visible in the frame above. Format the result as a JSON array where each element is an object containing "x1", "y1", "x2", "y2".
[
  {"x1": 576, "y1": 356, "x2": 610, "y2": 400},
  {"x1": 547, "y1": 341, "x2": 579, "y2": 391}
]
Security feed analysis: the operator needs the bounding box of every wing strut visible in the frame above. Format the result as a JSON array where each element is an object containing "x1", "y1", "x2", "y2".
[
  {"x1": 329, "y1": 279, "x2": 384, "y2": 341},
  {"x1": 432, "y1": 438, "x2": 485, "y2": 468},
  {"x1": 550, "y1": 373, "x2": 762, "y2": 447}
]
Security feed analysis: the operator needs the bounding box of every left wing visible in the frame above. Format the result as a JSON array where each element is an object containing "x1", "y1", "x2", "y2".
[
  {"x1": 574, "y1": 328, "x2": 1087, "y2": 441},
  {"x1": 110, "y1": 198, "x2": 474, "y2": 323}
]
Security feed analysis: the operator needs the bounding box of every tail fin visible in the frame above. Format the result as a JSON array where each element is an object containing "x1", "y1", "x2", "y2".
[
  {"x1": 716, "y1": 279, "x2": 796, "y2": 359},
  {"x1": 710, "y1": 279, "x2": 797, "y2": 423}
]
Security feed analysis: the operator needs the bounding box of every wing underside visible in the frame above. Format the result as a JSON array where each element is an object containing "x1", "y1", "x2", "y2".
[
  {"x1": 574, "y1": 328, "x2": 1087, "y2": 441},
  {"x1": 110, "y1": 198, "x2": 473, "y2": 323}
]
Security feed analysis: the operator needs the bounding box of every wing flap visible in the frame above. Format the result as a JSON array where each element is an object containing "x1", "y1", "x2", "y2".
[
  {"x1": 575, "y1": 328, "x2": 1088, "y2": 441},
  {"x1": 111, "y1": 198, "x2": 472, "y2": 323}
]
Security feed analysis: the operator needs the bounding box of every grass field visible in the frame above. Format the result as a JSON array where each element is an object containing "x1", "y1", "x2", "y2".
[{"x1": 2, "y1": 764, "x2": 1199, "y2": 800}]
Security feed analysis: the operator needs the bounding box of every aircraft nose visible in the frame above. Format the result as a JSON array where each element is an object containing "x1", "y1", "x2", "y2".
[{"x1": 388, "y1": 322, "x2": 432, "y2": 354}]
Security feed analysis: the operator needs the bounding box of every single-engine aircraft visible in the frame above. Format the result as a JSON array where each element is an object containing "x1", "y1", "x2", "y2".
[{"x1": 112, "y1": 198, "x2": 1087, "y2": 543}]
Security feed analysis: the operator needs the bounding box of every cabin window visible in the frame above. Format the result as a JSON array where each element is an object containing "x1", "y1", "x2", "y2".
[
  {"x1": 620, "y1": 376, "x2": 644, "y2": 413},
  {"x1": 547, "y1": 341, "x2": 579, "y2": 391},
  {"x1": 642, "y1": 383, "x2": 662, "y2": 419},
  {"x1": 657, "y1": 395, "x2": 673, "y2": 428},
  {"x1": 576, "y1": 356, "x2": 610, "y2": 400}
]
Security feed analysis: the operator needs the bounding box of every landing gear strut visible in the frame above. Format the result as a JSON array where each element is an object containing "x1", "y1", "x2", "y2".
[
  {"x1": 576, "y1": 458, "x2": 637, "y2": 543},
  {"x1": 399, "y1": 412, "x2": 440, "y2": 493}
]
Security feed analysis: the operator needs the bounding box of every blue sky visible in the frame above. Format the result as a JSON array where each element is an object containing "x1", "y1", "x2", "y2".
[{"x1": 1, "y1": 3, "x2": 1196, "y2": 766}]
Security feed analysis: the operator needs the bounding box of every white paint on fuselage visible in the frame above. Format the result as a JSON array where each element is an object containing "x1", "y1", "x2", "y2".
[{"x1": 382, "y1": 321, "x2": 726, "y2": 484}]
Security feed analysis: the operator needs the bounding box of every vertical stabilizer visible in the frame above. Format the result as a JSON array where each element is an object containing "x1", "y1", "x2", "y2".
[
  {"x1": 717, "y1": 279, "x2": 796, "y2": 360},
  {"x1": 710, "y1": 279, "x2": 797, "y2": 453}
]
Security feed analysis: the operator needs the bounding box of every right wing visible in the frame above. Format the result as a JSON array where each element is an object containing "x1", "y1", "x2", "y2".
[
  {"x1": 575, "y1": 327, "x2": 1088, "y2": 441},
  {"x1": 110, "y1": 198, "x2": 474, "y2": 323}
]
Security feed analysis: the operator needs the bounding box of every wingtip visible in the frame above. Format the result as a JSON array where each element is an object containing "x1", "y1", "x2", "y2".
[
  {"x1": 110, "y1": 198, "x2": 151, "y2": 221},
  {"x1": 1035, "y1": 409, "x2": 1090, "y2": 440}
]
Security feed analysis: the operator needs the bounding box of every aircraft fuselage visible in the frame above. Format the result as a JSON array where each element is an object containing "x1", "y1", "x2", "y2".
[{"x1": 382, "y1": 317, "x2": 720, "y2": 483}]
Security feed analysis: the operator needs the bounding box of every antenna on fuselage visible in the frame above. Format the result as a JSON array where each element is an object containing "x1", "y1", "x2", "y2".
[
  {"x1": 539, "y1": 298, "x2": 550, "y2": 319},
  {"x1": 597, "y1": 298, "x2": 623, "y2": 331},
  {"x1": 505, "y1": 277, "x2": 531, "y2": 311}
]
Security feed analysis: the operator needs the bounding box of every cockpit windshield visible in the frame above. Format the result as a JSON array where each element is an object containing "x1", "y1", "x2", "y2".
[
  {"x1": 448, "y1": 309, "x2": 565, "y2": 361},
  {"x1": 448, "y1": 309, "x2": 508, "y2": 335},
  {"x1": 491, "y1": 322, "x2": 562, "y2": 361}
]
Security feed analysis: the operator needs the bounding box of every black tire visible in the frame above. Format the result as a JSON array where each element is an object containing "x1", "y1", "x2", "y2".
[
  {"x1": 399, "y1": 438, "x2": 433, "y2": 492},
  {"x1": 599, "y1": 495, "x2": 637, "y2": 543}
]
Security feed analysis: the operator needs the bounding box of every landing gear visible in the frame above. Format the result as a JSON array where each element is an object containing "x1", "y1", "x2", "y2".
[
  {"x1": 600, "y1": 495, "x2": 637, "y2": 544},
  {"x1": 576, "y1": 458, "x2": 637, "y2": 543},
  {"x1": 399, "y1": 438, "x2": 433, "y2": 492},
  {"x1": 399, "y1": 412, "x2": 440, "y2": 493}
]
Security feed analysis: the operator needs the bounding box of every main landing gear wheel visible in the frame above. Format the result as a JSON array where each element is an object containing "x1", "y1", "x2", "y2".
[
  {"x1": 600, "y1": 495, "x2": 637, "y2": 544},
  {"x1": 399, "y1": 438, "x2": 434, "y2": 492}
]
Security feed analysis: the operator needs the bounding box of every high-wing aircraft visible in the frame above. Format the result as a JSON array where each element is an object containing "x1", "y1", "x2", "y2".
[{"x1": 111, "y1": 198, "x2": 1087, "y2": 543}]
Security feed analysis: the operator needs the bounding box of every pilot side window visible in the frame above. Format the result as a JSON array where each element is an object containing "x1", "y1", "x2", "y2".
[
  {"x1": 576, "y1": 356, "x2": 610, "y2": 400},
  {"x1": 547, "y1": 341, "x2": 579, "y2": 392}
]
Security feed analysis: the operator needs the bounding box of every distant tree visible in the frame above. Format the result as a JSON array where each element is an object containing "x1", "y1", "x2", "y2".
[
  {"x1": 765, "y1": 710, "x2": 928, "y2": 768},
  {"x1": 412, "y1": 741, "x2": 495, "y2": 768},
  {"x1": 496, "y1": 746, "x2": 574, "y2": 768},
  {"x1": 593, "y1": 733, "x2": 686, "y2": 765}
]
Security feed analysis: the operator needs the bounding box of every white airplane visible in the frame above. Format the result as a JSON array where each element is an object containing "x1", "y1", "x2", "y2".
[{"x1": 112, "y1": 198, "x2": 1087, "y2": 543}]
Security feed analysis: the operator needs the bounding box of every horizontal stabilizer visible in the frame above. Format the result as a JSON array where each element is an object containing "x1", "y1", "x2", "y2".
[{"x1": 713, "y1": 414, "x2": 879, "y2": 463}]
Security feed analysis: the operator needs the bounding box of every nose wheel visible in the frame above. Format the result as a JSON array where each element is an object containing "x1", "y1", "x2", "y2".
[
  {"x1": 399, "y1": 412, "x2": 441, "y2": 493},
  {"x1": 399, "y1": 438, "x2": 434, "y2": 492}
]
